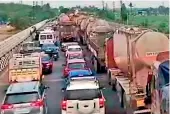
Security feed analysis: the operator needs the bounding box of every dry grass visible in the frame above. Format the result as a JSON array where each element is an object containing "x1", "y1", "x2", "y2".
[{"x1": 0, "y1": 25, "x2": 20, "y2": 42}]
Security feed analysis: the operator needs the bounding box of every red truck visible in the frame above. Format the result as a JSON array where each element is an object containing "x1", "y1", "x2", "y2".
[{"x1": 58, "y1": 14, "x2": 76, "y2": 42}]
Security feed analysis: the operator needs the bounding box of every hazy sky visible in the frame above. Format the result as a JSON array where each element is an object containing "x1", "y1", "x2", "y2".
[{"x1": 0, "y1": 0, "x2": 169, "y2": 8}]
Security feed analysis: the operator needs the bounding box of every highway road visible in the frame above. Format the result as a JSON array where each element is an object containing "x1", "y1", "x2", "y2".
[{"x1": 0, "y1": 46, "x2": 126, "y2": 114}]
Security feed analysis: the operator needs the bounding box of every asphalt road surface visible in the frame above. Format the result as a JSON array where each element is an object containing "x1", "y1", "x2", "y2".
[{"x1": 0, "y1": 46, "x2": 126, "y2": 114}]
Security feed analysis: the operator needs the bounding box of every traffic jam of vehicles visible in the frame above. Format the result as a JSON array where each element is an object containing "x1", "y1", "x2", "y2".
[{"x1": 0, "y1": 9, "x2": 169, "y2": 114}]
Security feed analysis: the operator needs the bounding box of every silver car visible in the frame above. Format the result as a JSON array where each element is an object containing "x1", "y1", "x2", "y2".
[{"x1": 1, "y1": 81, "x2": 49, "y2": 114}]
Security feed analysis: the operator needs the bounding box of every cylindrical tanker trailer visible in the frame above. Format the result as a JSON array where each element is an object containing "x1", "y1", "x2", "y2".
[{"x1": 105, "y1": 27, "x2": 169, "y2": 114}]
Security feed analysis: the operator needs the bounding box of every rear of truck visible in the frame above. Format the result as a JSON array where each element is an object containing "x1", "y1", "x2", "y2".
[
  {"x1": 9, "y1": 53, "x2": 42, "y2": 82},
  {"x1": 58, "y1": 21, "x2": 76, "y2": 42},
  {"x1": 87, "y1": 25, "x2": 112, "y2": 73}
]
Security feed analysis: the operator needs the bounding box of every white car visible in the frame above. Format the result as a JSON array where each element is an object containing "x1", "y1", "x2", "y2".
[
  {"x1": 61, "y1": 76, "x2": 106, "y2": 114},
  {"x1": 65, "y1": 45, "x2": 82, "y2": 57},
  {"x1": 61, "y1": 42, "x2": 79, "y2": 52}
]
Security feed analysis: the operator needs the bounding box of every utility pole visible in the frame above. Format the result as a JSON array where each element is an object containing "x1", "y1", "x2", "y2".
[
  {"x1": 32, "y1": 1, "x2": 35, "y2": 19},
  {"x1": 102, "y1": 0, "x2": 105, "y2": 10},
  {"x1": 19, "y1": 0, "x2": 22, "y2": 4},
  {"x1": 112, "y1": 1, "x2": 115, "y2": 12},
  {"x1": 41, "y1": 1, "x2": 43, "y2": 6},
  {"x1": 105, "y1": 3, "x2": 108, "y2": 10},
  {"x1": 36, "y1": 1, "x2": 38, "y2": 6}
]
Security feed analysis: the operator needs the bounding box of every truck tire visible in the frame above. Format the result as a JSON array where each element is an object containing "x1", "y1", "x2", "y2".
[
  {"x1": 121, "y1": 91, "x2": 127, "y2": 110},
  {"x1": 108, "y1": 71, "x2": 112, "y2": 85},
  {"x1": 111, "y1": 79, "x2": 117, "y2": 91},
  {"x1": 93, "y1": 58, "x2": 98, "y2": 73}
]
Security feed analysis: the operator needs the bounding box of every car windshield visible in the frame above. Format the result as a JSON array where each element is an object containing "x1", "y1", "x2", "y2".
[
  {"x1": 68, "y1": 48, "x2": 81, "y2": 52},
  {"x1": 68, "y1": 54, "x2": 83, "y2": 59},
  {"x1": 5, "y1": 92, "x2": 39, "y2": 104},
  {"x1": 42, "y1": 56, "x2": 50, "y2": 61},
  {"x1": 68, "y1": 63, "x2": 85, "y2": 69},
  {"x1": 65, "y1": 89, "x2": 101, "y2": 100}
]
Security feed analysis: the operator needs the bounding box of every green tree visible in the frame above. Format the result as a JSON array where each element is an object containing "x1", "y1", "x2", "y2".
[
  {"x1": 140, "y1": 19, "x2": 148, "y2": 27},
  {"x1": 120, "y1": 3, "x2": 128, "y2": 24},
  {"x1": 60, "y1": 8, "x2": 70, "y2": 13},
  {"x1": 0, "y1": 12, "x2": 8, "y2": 21}
]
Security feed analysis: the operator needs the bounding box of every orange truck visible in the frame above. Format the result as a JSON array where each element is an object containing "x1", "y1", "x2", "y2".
[
  {"x1": 58, "y1": 14, "x2": 76, "y2": 42},
  {"x1": 9, "y1": 53, "x2": 43, "y2": 83}
]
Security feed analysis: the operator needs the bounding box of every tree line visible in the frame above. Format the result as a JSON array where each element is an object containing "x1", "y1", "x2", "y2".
[{"x1": 0, "y1": 3, "x2": 58, "y2": 29}]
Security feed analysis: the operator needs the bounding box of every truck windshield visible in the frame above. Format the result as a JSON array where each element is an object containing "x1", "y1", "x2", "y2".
[
  {"x1": 63, "y1": 26, "x2": 73, "y2": 32},
  {"x1": 40, "y1": 35, "x2": 46, "y2": 40},
  {"x1": 47, "y1": 35, "x2": 53, "y2": 39}
]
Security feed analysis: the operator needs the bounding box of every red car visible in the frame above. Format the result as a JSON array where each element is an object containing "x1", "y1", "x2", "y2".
[
  {"x1": 66, "y1": 52, "x2": 84, "y2": 61},
  {"x1": 63, "y1": 59, "x2": 88, "y2": 78},
  {"x1": 42, "y1": 55, "x2": 53, "y2": 74}
]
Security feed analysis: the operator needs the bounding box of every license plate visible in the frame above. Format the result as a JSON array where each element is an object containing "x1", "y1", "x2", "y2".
[
  {"x1": 137, "y1": 99, "x2": 145, "y2": 107},
  {"x1": 15, "y1": 108, "x2": 30, "y2": 114}
]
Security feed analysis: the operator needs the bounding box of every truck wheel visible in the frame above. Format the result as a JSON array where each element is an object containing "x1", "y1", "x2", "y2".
[
  {"x1": 120, "y1": 90, "x2": 124, "y2": 108},
  {"x1": 93, "y1": 58, "x2": 98, "y2": 73},
  {"x1": 49, "y1": 69, "x2": 52, "y2": 74},
  {"x1": 108, "y1": 71, "x2": 111, "y2": 85},
  {"x1": 111, "y1": 79, "x2": 117, "y2": 91},
  {"x1": 122, "y1": 91, "x2": 127, "y2": 110},
  {"x1": 97, "y1": 62, "x2": 102, "y2": 73}
]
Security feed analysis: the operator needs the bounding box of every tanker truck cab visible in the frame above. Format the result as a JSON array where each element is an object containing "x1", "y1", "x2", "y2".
[
  {"x1": 146, "y1": 60, "x2": 169, "y2": 114},
  {"x1": 39, "y1": 29, "x2": 56, "y2": 45}
]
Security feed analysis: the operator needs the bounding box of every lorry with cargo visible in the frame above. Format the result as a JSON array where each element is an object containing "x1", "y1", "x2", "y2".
[
  {"x1": 9, "y1": 53, "x2": 43, "y2": 83},
  {"x1": 145, "y1": 51, "x2": 169, "y2": 114},
  {"x1": 105, "y1": 27, "x2": 169, "y2": 114},
  {"x1": 70, "y1": 11, "x2": 169, "y2": 113},
  {"x1": 58, "y1": 14, "x2": 76, "y2": 43}
]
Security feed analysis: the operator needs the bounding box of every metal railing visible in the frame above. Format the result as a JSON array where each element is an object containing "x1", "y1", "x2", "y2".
[{"x1": 0, "y1": 19, "x2": 48, "y2": 72}]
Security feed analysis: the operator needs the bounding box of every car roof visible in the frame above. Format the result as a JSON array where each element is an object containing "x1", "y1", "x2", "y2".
[
  {"x1": 67, "y1": 45, "x2": 81, "y2": 49},
  {"x1": 67, "y1": 80, "x2": 99, "y2": 90},
  {"x1": 67, "y1": 51, "x2": 83, "y2": 55},
  {"x1": 67, "y1": 59, "x2": 85, "y2": 63},
  {"x1": 6, "y1": 81, "x2": 40, "y2": 94}
]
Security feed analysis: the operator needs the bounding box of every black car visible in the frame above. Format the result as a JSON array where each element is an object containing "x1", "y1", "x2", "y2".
[
  {"x1": 41, "y1": 43, "x2": 59, "y2": 61},
  {"x1": 42, "y1": 55, "x2": 53, "y2": 74}
]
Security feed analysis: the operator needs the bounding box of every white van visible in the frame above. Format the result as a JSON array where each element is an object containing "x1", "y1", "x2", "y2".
[{"x1": 39, "y1": 29, "x2": 57, "y2": 45}]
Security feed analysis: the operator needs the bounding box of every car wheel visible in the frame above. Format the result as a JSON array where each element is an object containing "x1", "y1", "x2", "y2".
[
  {"x1": 49, "y1": 69, "x2": 52, "y2": 74},
  {"x1": 54, "y1": 58, "x2": 58, "y2": 61}
]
